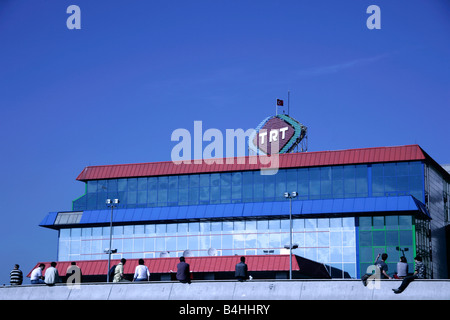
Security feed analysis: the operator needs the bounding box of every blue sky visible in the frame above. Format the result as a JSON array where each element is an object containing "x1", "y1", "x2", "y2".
[{"x1": 0, "y1": 0, "x2": 449, "y2": 285}]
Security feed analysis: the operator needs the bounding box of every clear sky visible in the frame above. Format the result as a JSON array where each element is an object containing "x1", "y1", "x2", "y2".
[{"x1": 0, "y1": 0, "x2": 449, "y2": 285}]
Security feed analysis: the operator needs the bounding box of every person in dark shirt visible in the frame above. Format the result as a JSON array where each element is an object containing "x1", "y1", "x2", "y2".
[
  {"x1": 362, "y1": 253, "x2": 392, "y2": 286},
  {"x1": 235, "y1": 256, "x2": 249, "y2": 282},
  {"x1": 393, "y1": 256, "x2": 426, "y2": 294},
  {"x1": 176, "y1": 256, "x2": 191, "y2": 284},
  {"x1": 10, "y1": 264, "x2": 23, "y2": 285},
  {"x1": 375, "y1": 253, "x2": 392, "y2": 280}
]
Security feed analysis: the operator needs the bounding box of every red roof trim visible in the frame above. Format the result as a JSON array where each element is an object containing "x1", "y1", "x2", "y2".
[
  {"x1": 27, "y1": 255, "x2": 301, "y2": 277},
  {"x1": 76, "y1": 145, "x2": 427, "y2": 181}
]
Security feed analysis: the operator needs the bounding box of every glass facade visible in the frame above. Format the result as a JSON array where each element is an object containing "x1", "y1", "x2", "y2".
[
  {"x1": 358, "y1": 215, "x2": 416, "y2": 277},
  {"x1": 73, "y1": 162, "x2": 424, "y2": 211},
  {"x1": 58, "y1": 160, "x2": 428, "y2": 279},
  {"x1": 58, "y1": 217, "x2": 357, "y2": 278}
]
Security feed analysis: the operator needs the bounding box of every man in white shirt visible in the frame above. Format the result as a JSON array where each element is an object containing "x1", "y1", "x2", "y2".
[
  {"x1": 44, "y1": 262, "x2": 61, "y2": 286},
  {"x1": 30, "y1": 264, "x2": 45, "y2": 284},
  {"x1": 133, "y1": 259, "x2": 150, "y2": 281}
]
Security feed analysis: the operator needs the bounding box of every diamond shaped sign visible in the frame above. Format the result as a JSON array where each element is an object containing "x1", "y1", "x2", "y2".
[{"x1": 250, "y1": 114, "x2": 307, "y2": 155}]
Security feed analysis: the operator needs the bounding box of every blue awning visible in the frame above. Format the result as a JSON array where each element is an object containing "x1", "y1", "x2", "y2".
[{"x1": 40, "y1": 195, "x2": 431, "y2": 229}]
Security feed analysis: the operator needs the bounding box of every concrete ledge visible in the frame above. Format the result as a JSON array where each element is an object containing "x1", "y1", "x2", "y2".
[{"x1": 1, "y1": 280, "x2": 449, "y2": 300}]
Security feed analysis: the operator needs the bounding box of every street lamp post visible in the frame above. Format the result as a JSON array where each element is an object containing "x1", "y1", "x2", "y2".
[
  {"x1": 106, "y1": 198, "x2": 119, "y2": 282},
  {"x1": 284, "y1": 191, "x2": 298, "y2": 280}
]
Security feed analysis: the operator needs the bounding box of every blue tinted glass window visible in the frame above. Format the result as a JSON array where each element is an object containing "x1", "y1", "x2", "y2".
[
  {"x1": 320, "y1": 167, "x2": 332, "y2": 197},
  {"x1": 97, "y1": 180, "x2": 107, "y2": 193},
  {"x1": 269, "y1": 219, "x2": 280, "y2": 230},
  {"x1": 385, "y1": 176, "x2": 396, "y2": 192},
  {"x1": 189, "y1": 222, "x2": 200, "y2": 233},
  {"x1": 355, "y1": 165, "x2": 368, "y2": 195},
  {"x1": 189, "y1": 174, "x2": 199, "y2": 187},
  {"x1": 128, "y1": 178, "x2": 137, "y2": 191},
  {"x1": 178, "y1": 223, "x2": 188, "y2": 233},
  {"x1": 156, "y1": 224, "x2": 166, "y2": 233},
  {"x1": 396, "y1": 163, "x2": 409, "y2": 176},
  {"x1": 168, "y1": 187, "x2": 178, "y2": 203},
  {"x1": 128, "y1": 191, "x2": 137, "y2": 205},
  {"x1": 384, "y1": 163, "x2": 396, "y2": 176},
  {"x1": 199, "y1": 186, "x2": 210, "y2": 203},
  {"x1": 221, "y1": 173, "x2": 231, "y2": 186},
  {"x1": 223, "y1": 221, "x2": 233, "y2": 231},
  {"x1": 257, "y1": 220, "x2": 268, "y2": 230},
  {"x1": 178, "y1": 189, "x2": 188, "y2": 204},
  {"x1": 386, "y1": 230, "x2": 398, "y2": 246},
  {"x1": 285, "y1": 169, "x2": 297, "y2": 190},
  {"x1": 189, "y1": 187, "x2": 199, "y2": 204},
  {"x1": 138, "y1": 190, "x2": 147, "y2": 204},
  {"x1": 211, "y1": 222, "x2": 222, "y2": 231},
  {"x1": 232, "y1": 184, "x2": 241, "y2": 201},
  {"x1": 399, "y1": 216, "x2": 412, "y2": 229},
  {"x1": 138, "y1": 178, "x2": 147, "y2": 190},
  {"x1": 360, "y1": 231, "x2": 372, "y2": 246},
  {"x1": 118, "y1": 179, "x2": 127, "y2": 192},
  {"x1": 210, "y1": 174, "x2": 220, "y2": 187},
  {"x1": 87, "y1": 181, "x2": 97, "y2": 193},
  {"x1": 232, "y1": 172, "x2": 242, "y2": 185},
  {"x1": 332, "y1": 166, "x2": 343, "y2": 180},
  {"x1": 342, "y1": 217, "x2": 355, "y2": 228},
  {"x1": 179, "y1": 175, "x2": 189, "y2": 188},
  {"x1": 168, "y1": 176, "x2": 178, "y2": 189},
  {"x1": 199, "y1": 174, "x2": 209, "y2": 187},
  {"x1": 210, "y1": 186, "x2": 220, "y2": 204},
  {"x1": 87, "y1": 194, "x2": 97, "y2": 209},
  {"x1": 372, "y1": 164, "x2": 383, "y2": 177},
  {"x1": 409, "y1": 162, "x2": 423, "y2": 175},
  {"x1": 386, "y1": 215, "x2": 398, "y2": 230},
  {"x1": 399, "y1": 230, "x2": 413, "y2": 245},
  {"x1": 397, "y1": 176, "x2": 409, "y2": 192},
  {"x1": 309, "y1": 168, "x2": 320, "y2": 199},
  {"x1": 242, "y1": 171, "x2": 253, "y2": 200},
  {"x1": 60, "y1": 228, "x2": 71, "y2": 239},
  {"x1": 305, "y1": 219, "x2": 317, "y2": 229},
  {"x1": 253, "y1": 172, "x2": 264, "y2": 201},
  {"x1": 372, "y1": 231, "x2": 385, "y2": 246},
  {"x1": 344, "y1": 166, "x2": 356, "y2": 196},
  {"x1": 373, "y1": 216, "x2": 384, "y2": 228},
  {"x1": 107, "y1": 179, "x2": 118, "y2": 193},
  {"x1": 264, "y1": 174, "x2": 275, "y2": 199}
]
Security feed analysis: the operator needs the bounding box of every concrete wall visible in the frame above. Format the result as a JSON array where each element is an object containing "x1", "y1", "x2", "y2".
[{"x1": 1, "y1": 280, "x2": 449, "y2": 300}]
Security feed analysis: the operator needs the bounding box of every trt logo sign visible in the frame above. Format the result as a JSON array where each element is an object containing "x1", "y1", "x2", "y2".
[{"x1": 250, "y1": 114, "x2": 307, "y2": 155}]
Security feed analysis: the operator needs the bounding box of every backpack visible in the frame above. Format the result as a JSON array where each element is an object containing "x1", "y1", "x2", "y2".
[{"x1": 108, "y1": 265, "x2": 116, "y2": 282}]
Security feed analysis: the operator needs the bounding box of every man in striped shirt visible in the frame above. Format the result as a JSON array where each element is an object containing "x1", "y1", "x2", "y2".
[{"x1": 10, "y1": 264, "x2": 23, "y2": 285}]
